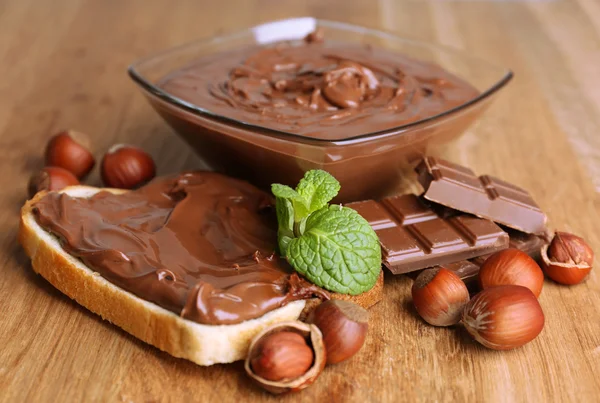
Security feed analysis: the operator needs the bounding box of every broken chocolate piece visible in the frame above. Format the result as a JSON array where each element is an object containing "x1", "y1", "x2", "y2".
[{"x1": 416, "y1": 157, "x2": 547, "y2": 234}]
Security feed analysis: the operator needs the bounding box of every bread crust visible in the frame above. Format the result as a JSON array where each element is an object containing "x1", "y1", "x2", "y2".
[{"x1": 18, "y1": 186, "x2": 382, "y2": 366}]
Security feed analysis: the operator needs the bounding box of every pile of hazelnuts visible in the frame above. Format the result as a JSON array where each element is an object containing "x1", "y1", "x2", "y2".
[
  {"x1": 411, "y1": 233, "x2": 594, "y2": 350},
  {"x1": 244, "y1": 300, "x2": 369, "y2": 394},
  {"x1": 246, "y1": 232, "x2": 595, "y2": 395},
  {"x1": 28, "y1": 130, "x2": 156, "y2": 198}
]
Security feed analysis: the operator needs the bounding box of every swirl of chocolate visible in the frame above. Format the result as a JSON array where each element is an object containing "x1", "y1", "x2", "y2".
[
  {"x1": 321, "y1": 61, "x2": 379, "y2": 109},
  {"x1": 158, "y1": 31, "x2": 479, "y2": 139}
]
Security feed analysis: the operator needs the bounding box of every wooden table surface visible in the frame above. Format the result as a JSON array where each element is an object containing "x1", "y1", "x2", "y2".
[{"x1": 2, "y1": 0, "x2": 600, "y2": 402}]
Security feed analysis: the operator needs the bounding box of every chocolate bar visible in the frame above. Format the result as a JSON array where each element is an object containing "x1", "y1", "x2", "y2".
[
  {"x1": 416, "y1": 157, "x2": 547, "y2": 234},
  {"x1": 347, "y1": 194, "x2": 509, "y2": 274}
]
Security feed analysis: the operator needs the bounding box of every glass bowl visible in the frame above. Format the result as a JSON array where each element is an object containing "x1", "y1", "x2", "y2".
[{"x1": 128, "y1": 17, "x2": 512, "y2": 202}]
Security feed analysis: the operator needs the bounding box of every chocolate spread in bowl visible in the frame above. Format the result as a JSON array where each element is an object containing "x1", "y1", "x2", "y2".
[
  {"x1": 32, "y1": 172, "x2": 327, "y2": 325},
  {"x1": 158, "y1": 31, "x2": 480, "y2": 140}
]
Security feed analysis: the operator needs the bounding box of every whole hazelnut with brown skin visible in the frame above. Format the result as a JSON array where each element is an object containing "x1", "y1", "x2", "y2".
[
  {"x1": 101, "y1": 144, "x2": 156, "y2": 189},
  {"x1": 462, "y1": 285, "x2": 545, "y2": 350},
  {"x1": 245, "y1": 321, "x2": 325, "y2": 394},
  {"x1": 412, "y1": 267, "x2": 469, "y2": 326},
  {"x1": 478, "y1": 248, "x2": 544, "y2": 298},
  {"x1": 541, "y1": 231, "x2": 594, "y2": 285},
  {"x1": 28, "y1": 167, "x2": 79, "y2": 198},
  {"x1": 307, "y1": 300, "x2": 368, "y2": 364},
  {"x1": 45, "y1": 130, "x2": 95, "y2": 179}
]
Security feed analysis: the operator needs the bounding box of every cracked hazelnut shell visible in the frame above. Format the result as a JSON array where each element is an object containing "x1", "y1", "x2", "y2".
[
  {"x1": 541, "y1": 232, "x2": 593, "y2": 285},
  {"x1": 245, "y1": 321, "x2": 325, "y2": 394}
]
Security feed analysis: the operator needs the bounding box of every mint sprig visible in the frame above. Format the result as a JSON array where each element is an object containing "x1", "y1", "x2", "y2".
[
  {"x1": 271, "y1": 170, "x2": 381, "y2": 295},
  {"x1": 272, "y1": 170, "x2": 340, "y2": 223}
]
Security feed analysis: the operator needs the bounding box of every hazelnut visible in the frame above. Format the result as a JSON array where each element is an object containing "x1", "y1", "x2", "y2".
[
  {"x1": 250, "y1": 331, "x2": 314, "y2": 381},
  {"x1": 478, "y1": 248, "x2": 544, "y2": 298},
  {"x1": 462, "y1": 285, "x2": 545, "y2": 350},
  {"x1": 28, "y1": 167, "x2": 79, "y2": 198},
  {"x1": 245, "y1": 321, "x2": 325, "y2": 394},
  {"x1": 541, "y1": 231, "x2": 593, "y2": 285},
  {"x1": 307, "y1": 300, "x2": 368, "y2": 364},
  {"x1": 412, "y1": 267, "x2": 470, "y2": 326},
  {"x1": 44, "y1": 130, "x2": 95, "y2": 179},
  {"x1": 101, "y1": 144, "x2": 156, "y2": 189}
]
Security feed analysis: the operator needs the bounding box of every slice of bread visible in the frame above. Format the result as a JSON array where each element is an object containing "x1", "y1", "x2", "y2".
[{"x1": 19, "y1": 186, "x2": 383, "y2": 366}]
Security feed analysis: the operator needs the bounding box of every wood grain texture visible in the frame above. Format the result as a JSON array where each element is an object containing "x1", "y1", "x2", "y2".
[{"x1": 1, "y1": 0, "x2": 599, "y2": 402}]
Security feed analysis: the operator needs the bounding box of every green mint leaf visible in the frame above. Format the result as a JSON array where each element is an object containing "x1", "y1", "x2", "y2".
[
  {"x1": 296, "y1": 170, "x2": 341, "y2": 216},
  {"x1": 271, "y1": 170, "x2": 381, "y2": 294},
  {"x1": 271, "y1": 184, "x2": 300, "y2": 200},
  {"x1": 271, "y1": 183, "x2": 310, "y2": 223},
  {"x1": 275, "y1": 197, "x2": 295, "y2": 255},
  {"x1": 286, "y1": 205, "x2": 381, "y2": 295}
]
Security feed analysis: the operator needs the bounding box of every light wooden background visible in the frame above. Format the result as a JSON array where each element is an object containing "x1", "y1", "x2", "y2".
[{"x1": 1, "y1": 0, "x2": 599, "y2": 402}]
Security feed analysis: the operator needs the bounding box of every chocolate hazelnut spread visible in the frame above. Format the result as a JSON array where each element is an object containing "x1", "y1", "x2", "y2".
[
  {"x1": 32, "y1": 172, "x2": 328, "y2": 325},
  {"x1": 158, "y1": 32, "x2": 479, "y2": 140}
]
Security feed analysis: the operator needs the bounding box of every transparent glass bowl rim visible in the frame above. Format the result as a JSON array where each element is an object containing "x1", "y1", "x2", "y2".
[{"x1": 128, "y1": 17, "x2": 513, "y2": 146}]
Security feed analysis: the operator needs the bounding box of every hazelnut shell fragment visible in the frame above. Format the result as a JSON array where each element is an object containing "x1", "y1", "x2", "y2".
[
  {"x1": 244, "y1": 321, "x2": 325, "y2": 394},
  {"x1": 540, "y1": 232, "x2": 593, "y2": 285}
]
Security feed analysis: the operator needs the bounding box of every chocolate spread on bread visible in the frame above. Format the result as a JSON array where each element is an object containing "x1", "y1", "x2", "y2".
[{"x1": 32, "y1": 172, "x2": 328, "y2": 325}]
